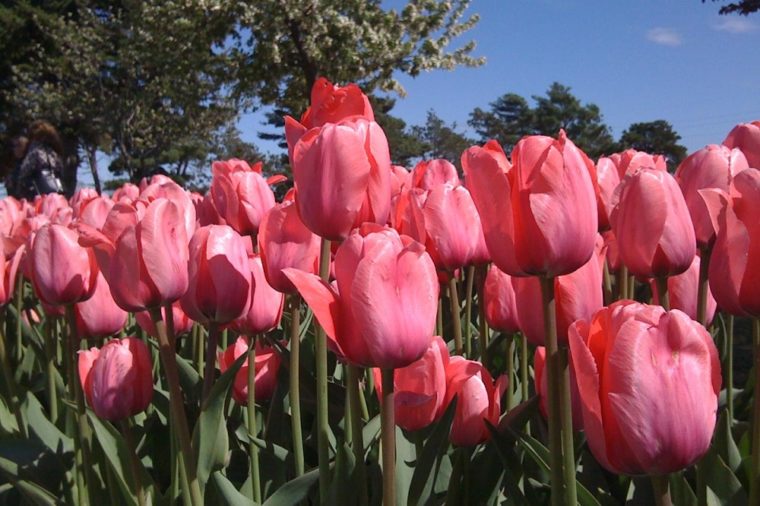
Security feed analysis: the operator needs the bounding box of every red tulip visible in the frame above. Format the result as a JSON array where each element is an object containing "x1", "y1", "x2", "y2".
[
  {"x1": 676, "y1": 144, "x2": 748, "y2": 248},
  {"x1": 534, "y1": 347, "x2": 583, "y2": 430},
  {"x1": 108, "y1": 199, "x2": 189, "y2": 312},
  {"x1": 372, "y1": 336, "x2": 450, "y2": 432},
  {"x1": 611, "y1": 168, "x2": 695, "y2": 278},
  {"x1": 703, "y1": 169, "x2": 760, "y2": 316},
  {"x1": 444, "y1": 356, "x2": 507, "y2": 446},
  {"x1": 31, "y1": 224, "x2": 98, "y2": 306},
  {"x1": 290, "y1": 118, "x2": 392, "y2": 241},
  {"x1": 568, "y1": 301, "x2": 720, "y2": 475},
  {"x1": 650, "y1": 254, "x2": 717, "y2": 323},
  {"x1": 723, "y1": 120, "x2": 760, "y2": 169},
  {"x1": 78, "y1": 337, "x2": 154, "y2": 421},
  {"x1": 411, "y1": 159, "x2": 460, "y2": 190},
  {"x1": 482, "y1": 264, "x2": 520, "y2": 334},
  {"x1": 74, "y1": 270, "x2": 127, "y2": 339},
  {"x1": 135, "y1": 302, "x2": 193, "y2": 338},
  {"x1": 464, "y1": 132, "x2": 597, "y2": 277},
  {"x1": 218, "y1": 337, "x2": 281, "y2": 405},
  {"x1": 231, "y1": 255, "x2": 284, "y2": 335},
  {"x1": 284, "y1": 225, "x2": 439, "y2": 369},
  {"x1": 297, "y1": 77, "x2": 374, "y2": 130},
  {"x1": 258, "y1": 199, "x2": 320, "y2": 294},
  {"x1": 181, "y1": 225, "x2": 251, "y2": 324},
  {"x1": 513, "y1": 244, "x2": 604, "y2": 345}
]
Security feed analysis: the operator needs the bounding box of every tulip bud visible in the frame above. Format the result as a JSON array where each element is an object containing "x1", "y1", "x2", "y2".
[{"x1": 218, "y1": 337, "x2": 281, "y2": 405}]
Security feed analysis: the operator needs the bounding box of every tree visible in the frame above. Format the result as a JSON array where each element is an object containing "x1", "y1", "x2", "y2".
[
  {"x1": 468, "y1": 83, "x2": 616, "y2": 159},
  {"x1": 411, "y1": 110, "x2": 474, "y2": 169},
  {"x1": 704, "y1": 0, "x2": 760, "y2": 15},
  {"x1": 618, "y1": 120, "x2": 688, "y2": 170},
  {"x1": 372, "y1": 97, "x2": 428, "y2": 168},
  {"x1": 236, "y1": 0, "x2": 483, "y2": 140}
]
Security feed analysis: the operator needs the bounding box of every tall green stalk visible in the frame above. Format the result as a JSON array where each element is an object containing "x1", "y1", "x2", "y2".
[
  {"x1": 520, "y1": 333, "x2": 529, "y2": 404},
  {"x1": 202, "y1": 321, "x2": 220, "y2": 404},
  {"x1": 750, "y1": 319, "x2": 760, "y2": 506},
  {"x1": 347, "y1": 364, "x2": 368, "y2": 506},
  {"x1": 120, "y1": 419, "x2": 147, "y2": 506},
  {"x1": 695, "y1": 249, "x2": 710, "y2": 506},
  {"x1": 149, "y1": 307, "x2": 202, "y2": 506},
  {"x1": 316, "y1": 238, "x2": 332, "y2": 503},
  {"x1": 0, "y1": 312, "x2": 26, "y2": 437},
  {"x1": 247, "y1": 338, "x2": 262, "y2": 504},
  {"x1": 381, "y1": 368, "x2": 396, "y2": 506},
  {"x1": 651, "y1": 475, "x2": 672, "y2": 506},
  {"x1": 288, "y1": 296, "x2": 305, "y2": 477},
  {"x1": 655, "y1": 277, "x2": 670, "y2": 311},
  {"x1": 727, "y1": 314, "x2": 735, "y2": 421},
  {"x1": 505, "y1": 334, "x2": 514, "y2": 409},
  {"x1": 448, "y1": 277, "x2": 463, "y2": 355},
  {"x1": 464, "y1": 265, "x2": 475, "y2": 358}
]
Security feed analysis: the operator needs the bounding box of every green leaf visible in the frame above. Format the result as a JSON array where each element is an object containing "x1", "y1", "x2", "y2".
[
  {"x1": 669, "y1": 472, "x2": 697, "y2": 506},
  {"x1": 407, "y1": 398, "x2": 456, "y2": 506},
  {"x1": 194, "y1": 351, "x2": 246, "y2": 493},
  {"x1": 0, "y1": 440, "x2": 61, "y2": 505},
  {"x1": 713, "y1": 410, "x2": 742, "y2": 471},
  {"x1": 261, "y1": 467, "x2": 320, "y2": 506},
  {"x1": 210, "y1": 471, "x2": 255, "y2": 505},
  {"x1": 20, "y1": 392, "x2": 72, "y2": 454},
  {"x1": 86, "y1": 413, "x2": 139, "y2": 506},
  {"x1": 176, "y1": 354, "x2": 202, "y2": 400},
  {"x1": 394, "y1": 426, "x2": 416, "y2": 506},
  {"x1": 701, "y1": 451, "x2": 746, "y2": 505},
  {"x1": 327, "y1": 441, "x2": 356, "y2": 505}
]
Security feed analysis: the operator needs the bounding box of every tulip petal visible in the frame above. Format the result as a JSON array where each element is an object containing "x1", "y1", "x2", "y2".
[{"x1": 282, "y1": 268, "x2": 341, "y2": 348}]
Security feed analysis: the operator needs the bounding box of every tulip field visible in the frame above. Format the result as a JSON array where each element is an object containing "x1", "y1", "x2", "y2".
[{"x1": 2, "y1": 79, "x2": 760, "y2": 506}]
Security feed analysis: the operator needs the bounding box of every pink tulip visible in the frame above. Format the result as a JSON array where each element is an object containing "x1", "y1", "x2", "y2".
[
  {"x1": 464, "y1": 132, "x2": 597, "y2": 277},
  {"x1": 74, "y1": 270, "x2": 127, "y2": 339},
  {"x1": 210, "y1": 161, "x2": 277, "y2": 237},
  {"x1": 232, "y1": 255, "x2": 284, "y2": 334},
  {"x1": 513, "y1": 245, "x2": 604, "y2": 345},
  {"x1": 284, "y1": 225, "x2": 439, "y2": 369},
  {"x1": 258, "y1": 199, "x2": 320, "y2": 294},
  {"x1": 534, "y1": 347, "x2": 583, "y2": 430},
  {"x1": 723, "y1": 120, "x2": 760, "y2": 169},
  {"x1": 650, "y1": 254, "x2": 717, "y2": 323},
  {"x1": 390, "y1": 165, "x2": 411, "y2": 197},
  {"x1": 602, "y1": 230, "x2": 621, "y2": 273},
  {"x1": 112, "y1": 183, "x2": 140, "y2": 204},
  {"x1": 568, "y1": 301, "x2": 720, "y2": 475},
  {"x1": 78, "y1": 337, "x2": 154, "y2": 421},
  {"x1": 421, "y1": 183, "x2": 488, "y2": 270},
  {"x1": 444, "y1": 356, "x2": 507, "y2": 446},
  {"x1": 290, "y1": 118, "x2": 392, "y2": 241},
  {"x1": 703, "y1": 169, "x2": 760, "y2": 316},
  {"x1": 297, "y1": 77, "x2": 374, "y2": 130},
  {"x1": 372, "y1": 336, "x2": 450, "y2": 432},
  {"x1": 107, "y1": 199, "x2": 189, "y2": 312},
  {"x1": 135, "y1": 302, "x2": 193, "y2": 338},
  {"x1": 411, "y1": 159, "x2": 460, "y2": 190},
  {"x1": 31, "y1": 224, "x2": 98, "y2": 306},
  {"x1": 138, "y1": 178, "x2": 196, "y2": 240},
  {"x1": 181, "y1": 225, "x2": 251, "y2": 324},
  {"x1": 611, "y1": 168, "x2": 695, "y2": 278},
  {"x1": 77, "y1": 196, "x2": 115, "y2": 230},
  {"x1": 615, "y1": 148, "x2": 667, "y2": 178},
  {"x1": 218, "y1": 337, "x2": 281, "y2": 405},
  {"x1": 0, "y1": 197, "x2": 24, "y2": 239},
  {"x1": 0, "y1": 246, "x2": 23, "y2": 307},
  {"x1": 482, "y1": 264, "x2": 520, "y2": 334},
  {"x1": 596, "y1": 156, "x2": 621, "y2": 231},
  {"x1": 70, "y1": 188, "x2": 100, "y2": 217},
  {"x1": 675, "y1": 144, "x2": 748, "y2": 248},
  {"x1": 35, "y1": 193, "x2": 72, "y2": 225}
]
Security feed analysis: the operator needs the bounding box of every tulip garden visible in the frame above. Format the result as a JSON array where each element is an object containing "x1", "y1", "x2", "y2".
[{"x1": 1, "y1": 78, "x2": 760, "y2": 506}]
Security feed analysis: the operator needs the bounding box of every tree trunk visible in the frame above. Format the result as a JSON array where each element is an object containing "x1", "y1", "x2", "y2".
[{"x1": 86, "y1": 145, "x2": 102, "y2": 195}]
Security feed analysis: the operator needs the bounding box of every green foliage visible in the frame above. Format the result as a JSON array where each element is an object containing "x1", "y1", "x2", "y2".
[
  {"x1": 411, "y1": 110, "x2": 474, "y2": 168},
  {"x1": 469, "y1": 82, "x2": 616, "y2": 158},
  {"x1": 704, "y1": 0, "x2": 760, "y2": 15}
]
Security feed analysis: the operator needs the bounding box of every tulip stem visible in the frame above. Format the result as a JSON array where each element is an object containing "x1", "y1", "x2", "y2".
[
  {"x1": 448, "y1": 277, "x2": 463, "y2": 355},
  {"x1": 619, "y1": 266, "x2": 629, "y2": 302},
  {"x1": 558, "y1": 347, "x2": 577, "y2": 504},
  {"x1": 476, "y1": 264, "x2": 489, "y2": 360},
  {"x1": 602, "y1": 261, "x2": 612, "y2": 305},
  {"x1": 247, "y1": 338, "x2": 262, "y2": 504},
  {"x1": 0, "y1": 311, "x2": 26, "y2": 437},
  {"x1": 464, "y1": 265, "x2": 475, "y2": 358},
  {"x1": 288, "y1": 296, "x2": 305, "y2": 477},
  {"x1": 45, "y1": 317, "x2": 59, "y2": 424},
  {"x1": 505, "y1": 334, "x2": 514, "y2": 409},
  {"x1": 727, "y1": 314, "x2": 735, "y2": 421},
  {"x1": 520, "y1": 333, "x2": 529, "y2": 406},
  {"x1": 750, "y1": 319, "x2": 760, "y2": 506},
  {"x1": 696, "y1": 247, "x2": 711, "y2": 326},
  {"x1": 347, "y1": 364, "x2": 368, "y2": 506},
  {"x1": 651, "y1": 474, "x2": 672, "y2": 506},
  {"x1": 149, "y1": 307, "x2": 203, "y2": 506},
  {"x1": 202, "y1": 321, "x2": 220, "y2": 404},
  {"x1": 316, "y1": 238, "x2": 332, "y2": 503},
  {"x1": 381, "y1": 368, "x2": 396, "y2": 506},
  {"x1": 539, "y1": 276, "x2": 565, "y2": 506},
  {"x1": 436, "y1": 293, "x2": 443, "y2": 338},
  {"x1": 66, "y1": 304, "x2": 96, "y2": 506},
  {"x1": 14, "y1": 276, "x2": 22, "y2": 363},
  {"x1": 655, "y1": 277, "x2": 670, "y2": 311},
  {"x1": 120, "y1": 419, "x2": 147, "y2": 506}
]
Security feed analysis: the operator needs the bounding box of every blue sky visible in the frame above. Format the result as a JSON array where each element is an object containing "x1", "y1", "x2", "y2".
[{"x1": 239, "y1": 0, "x2": 760, "y2": 156}]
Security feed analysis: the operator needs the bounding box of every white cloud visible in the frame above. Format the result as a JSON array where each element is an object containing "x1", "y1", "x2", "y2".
[
  {"x1": 714, "y1": 17, "x2": 757, "y2": 34},
  {"x1": 646, "y1": 27, "x2": 683, "y2": 46}
]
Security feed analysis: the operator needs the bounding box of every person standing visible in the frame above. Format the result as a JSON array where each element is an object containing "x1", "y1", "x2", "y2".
[{"x1": 16, "y1": 120, "x2": 64, "y2": 200}]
